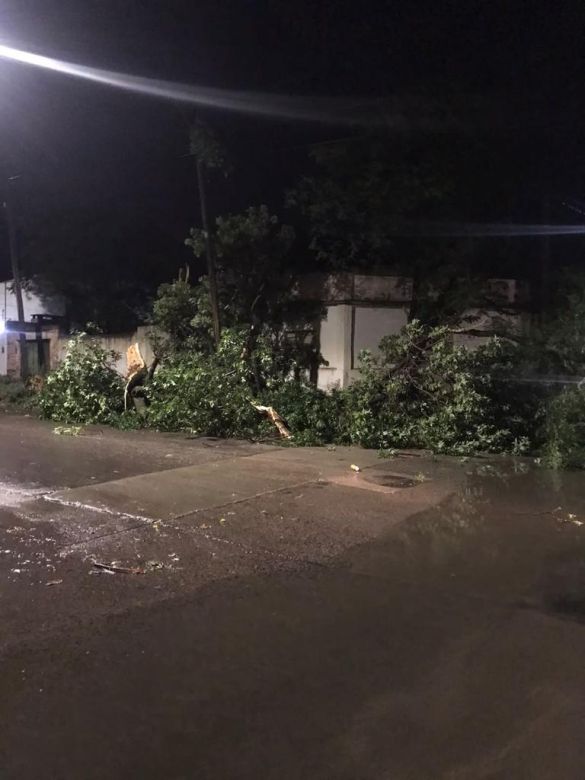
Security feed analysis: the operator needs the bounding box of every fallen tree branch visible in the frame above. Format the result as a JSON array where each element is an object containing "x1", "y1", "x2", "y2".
[{"x1": 252, "y1": 403, "x2": 292, "y2": 439}]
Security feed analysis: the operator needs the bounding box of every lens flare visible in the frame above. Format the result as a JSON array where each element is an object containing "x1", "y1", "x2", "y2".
[
  {"x1": 0, "y1": 42, "x2": 374, "y2": 125},
  {"x1": 406, "y1": 222, "x2": 585, "y2": 238}
]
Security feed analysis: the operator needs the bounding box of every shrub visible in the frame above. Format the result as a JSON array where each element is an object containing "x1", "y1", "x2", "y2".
[
  {"x1": 0, "y1": 377, "x2": 36, "y2": 411},
  {"x1": 338, "y1": 322, "x2": 531, "y2": 454},
  {"x1": 39, "y1": 333, "x2": 124, "y2": 424},
  {"x1": 542, "y1": 387, "x2": 585, "y2": 469},
  {"x1": 146, "y1": 329, "x2": 262, "y2": 437},
  {"x1": 261, "y1": 381, "x2": 341, "y2": 445}
]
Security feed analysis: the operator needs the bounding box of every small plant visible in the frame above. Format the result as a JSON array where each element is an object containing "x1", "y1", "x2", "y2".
[
  {"x1": 0, "y1": 376, "x2": 36, "y2": 411},
  {"x1": 542, "y1": 387, "x2": 585, "y2": 469},
  {"x1": 39, "y1": 333, "x2": 124, "y2": 424}
]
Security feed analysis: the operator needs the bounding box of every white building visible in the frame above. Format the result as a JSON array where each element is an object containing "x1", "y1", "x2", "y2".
[
  {"x1": 297, "y1": 273, "x2": 528, "y2": 391},
  {"x1": 0, "y1": 280, "x2": 65, "y2": 376}
]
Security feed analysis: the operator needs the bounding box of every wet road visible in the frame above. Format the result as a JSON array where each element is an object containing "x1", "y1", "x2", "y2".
[{"x1": 1, "y1": 416, "x2": 585, "y2": 778}]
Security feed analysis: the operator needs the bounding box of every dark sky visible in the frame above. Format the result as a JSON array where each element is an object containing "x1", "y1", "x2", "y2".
[{"x1": 0, "y1": 0, "x2": 584, "y2": 279}]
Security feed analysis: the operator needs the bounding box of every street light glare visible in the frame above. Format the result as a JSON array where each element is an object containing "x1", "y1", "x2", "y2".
[{"x1": 0, "y1": 42, "x2": 370, "y2": 125}]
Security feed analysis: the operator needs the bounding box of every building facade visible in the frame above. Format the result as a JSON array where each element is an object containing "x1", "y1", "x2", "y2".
[{"x1": 0, "y1": 281, "x2": 65, "y2": 377}]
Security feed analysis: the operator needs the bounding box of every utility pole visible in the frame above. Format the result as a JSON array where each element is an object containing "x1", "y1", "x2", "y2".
[
  {"x1": 4, "y1": 176, "x2": 27, "y2": 378},
  {"x1": 539, "y1": 195, "x2": 551, "y2": 325},
  {"x1": 196, "y1": 156, "x2": 221, "y2": 348}
]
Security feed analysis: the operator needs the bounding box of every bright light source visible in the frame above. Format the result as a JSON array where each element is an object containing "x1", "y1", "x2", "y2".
[{"x1": 0, "y1": 42, "x2": 361, "y2": 125}]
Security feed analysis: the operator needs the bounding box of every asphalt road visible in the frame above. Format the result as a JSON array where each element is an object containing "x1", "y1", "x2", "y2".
[{"x1": 1, "y1": 415, "x2": 585, "y2": 779}]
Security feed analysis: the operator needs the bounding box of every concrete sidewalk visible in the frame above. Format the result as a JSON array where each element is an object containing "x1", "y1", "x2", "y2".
[{"x1": 44, "y1": 444, "x2": 444, "y2": 520}]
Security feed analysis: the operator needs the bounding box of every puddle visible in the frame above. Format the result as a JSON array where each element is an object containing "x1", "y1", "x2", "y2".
[
  {"x1": 348, "y1": 459, "x2": 585, "y2": 615},
  {"x1": 363, "y1": 472, "x2": 419, "y2": 489},
  {"x1": 0, "y1": 482, "x2": 48, "y2": 508}
]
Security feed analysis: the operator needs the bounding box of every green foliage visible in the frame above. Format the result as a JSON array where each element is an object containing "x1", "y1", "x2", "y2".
[
  {"x1": 261, "y1": 381, "x2": 341, "y2": 446},
  {"x1": 0, "y1": 377, "x2": 36, "y2": 411},
  {"x1": 146, "y1": 329, "x2": 262, "y2": 436},
  {"x1": 180, "y1": 205, "x2": 322, "y2": 377},
  {"x1": 150, "y1": 276, "x2": 214, "y2": 355},
  {"x1": 39, "y1": 333, "x2": 124, "y2": 424},
  {"x1": 288, "y1": 137, "x2": 449, "y2": 270},
  {"x1": 542, "y1": 387, "x2": 585, "y2": 469},
  {"x1": 144, "y1": 320, "x2": 541, "y2": 455},
  {"x1": 338, "y1": 322, "x2": 532, "y2": 454},
  {"x1": 37, "y1": 319, "x2": 583, "y2": 469},
  {"x1": 526, "y1": 273, "x2": 585, "y2": 376},
  {"x1": 189, "y1": 122, "x2": 230, "y2": 173},
  {"x1": 146, "y1": 327, "x2": 333, "y2": 442},
  {"x1": 185, "y1": 205, "x2": 299, "y2": 331}
]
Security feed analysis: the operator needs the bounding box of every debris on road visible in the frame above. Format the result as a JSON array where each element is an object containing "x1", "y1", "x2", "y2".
[
  {"x1": 45, "y1": 579, "x2": 63, "y2": 587},
  {"x1": 251, "y1": 403, "x2": 292, "y2": 439},
  {"x1": 557, "y1": 512, "x2": 584, "y2": 527},
  {"x1": 53, "y1": 425, "x2": 83, "y2": 436},
  {"x1": 91, "y1": 561, "x2": 145, "y2": 575},
  {"x1": 350, "y1": 464, "x2": 361, "y2": 472}
]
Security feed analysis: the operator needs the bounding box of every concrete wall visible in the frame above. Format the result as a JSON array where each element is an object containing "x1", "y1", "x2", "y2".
[
  {"x1": 353, "y1": 307, "x2": 409, "y2": 362},
  {"x1": 54, "y1": 326, "x2": 157, "y2": 378},
  {"x1": 93, "y1": 327, "x2": 157, "y2": 376},
  {"x1": 317, "y1": 304, "x2": 409, "y2": 390},
  {"x1": 1, "y1": 324, "x2": 158, "y2": 379},
  {"x1": 318, "y1": 305, "x2": 352, "y2": 390},
  {"x1": 313, "y1": 274, "x2": 527, "y2": 390}
]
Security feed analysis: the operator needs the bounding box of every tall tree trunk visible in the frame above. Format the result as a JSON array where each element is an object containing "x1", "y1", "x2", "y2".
[{"x1": 196, "y1": 158, "x2": 221, "y2": 348}]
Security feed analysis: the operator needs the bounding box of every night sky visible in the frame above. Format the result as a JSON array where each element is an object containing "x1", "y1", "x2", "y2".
[{"x1": 0, "y1": 1, "x2": 584, "y2": 280}]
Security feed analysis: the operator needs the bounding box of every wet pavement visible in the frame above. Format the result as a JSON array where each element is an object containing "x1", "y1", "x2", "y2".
[{"x1": 1, "y1": 415, "x2": 585, "y2": 778}]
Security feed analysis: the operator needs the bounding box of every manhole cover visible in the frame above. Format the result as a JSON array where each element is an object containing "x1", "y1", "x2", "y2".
[{"x1": 363, "y1": 472, "x2": 419, "y2": 489}]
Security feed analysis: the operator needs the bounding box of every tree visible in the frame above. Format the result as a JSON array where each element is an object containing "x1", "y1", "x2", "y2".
[
  {"x1": 288, "y1": 135, "x2": 450, "y2": 268},
  {"x1": 188, "y1": 120, "x2": 231, "y2": 347},
  {"x1": 186, "y1": 205, "x2": 296, "y2": 328},
  {"x1": 180, "y1": 206, "x2": 321, "y2": 380},
  {"x1": 288, "y1": 134, "x2": 471, "y2": 321},
  {"x1": 150, "y1": 271, "x2": 215, "y2": 356},
  {"x1": 287, "y1": 130, "x2": 546, "y2": 326}
]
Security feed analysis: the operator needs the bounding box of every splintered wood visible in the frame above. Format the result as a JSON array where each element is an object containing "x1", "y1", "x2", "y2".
[
  {"x1": 126, "y1": 343, "x2": 146, "y2": 378},
  {"x1": 252, "y1": 404, "x2": 292, "y2": 439},
  {"x1": 124, "y1": 343, "x2": 147, "y2": 410}
]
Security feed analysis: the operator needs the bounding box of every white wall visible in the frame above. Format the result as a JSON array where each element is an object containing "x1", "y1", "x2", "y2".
[
  {"x1": 317, "y1": 305, "x2": 408, "y2": 390},
  {"x1": 353, "y1": 307, "x2": 409, "y2": 362},
  {"x1": 0, "y1": 333, "x2": 6, "y2": 376},
  {"x1": 52, "y1": 326, "x2": 157, "y2": 378},
  {"x1": 317, "y1": 305, "x2": 352, "y2": 390}
]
